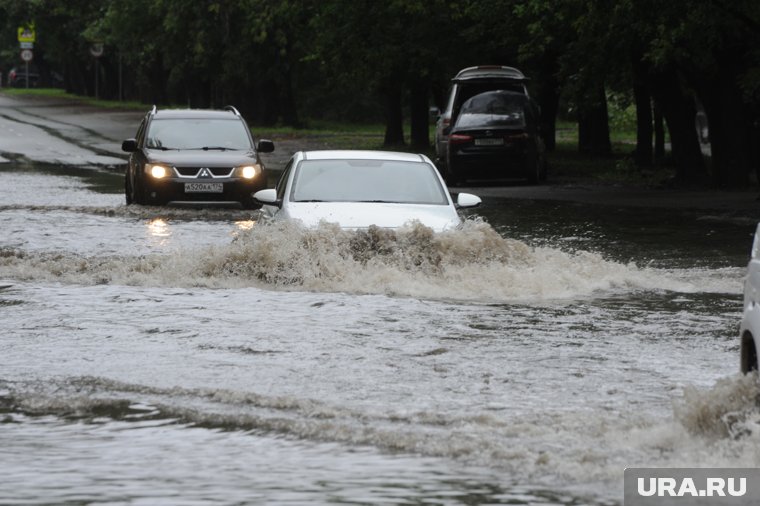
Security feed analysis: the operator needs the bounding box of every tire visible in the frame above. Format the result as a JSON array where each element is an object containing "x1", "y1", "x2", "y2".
[
  {"x1": 539, "y1": 158, "x2": 548, "y2": 182},
  {"x1": 132, "y1": 173, "x2": 147, "y2": 205},
  {"x1": 241, "y1": 195, "x2": 262, "y2": 210},
  {"x1": 444, "y1": 157, "x2": 464, "y2": 187},
  {"x1": 125, "y1": 173, "x2": 133, "y2": 205}
]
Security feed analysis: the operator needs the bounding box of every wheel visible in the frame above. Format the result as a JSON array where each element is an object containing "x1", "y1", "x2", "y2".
[
  {"x1": 132, "y1": 172, "x2": 147, "y2": 205},
  {"x1": 124, "y1": 173, "x2": 133, "y2": 205},
  {"x1": 241, "y1": 195, "x2": 262, "y2": 210},
  {"x1": 539, "y1": 158, "x2": 548, "y2": 182},
  {"x1": 444, "y1": 157, "x2": 465, "y2": 187}
]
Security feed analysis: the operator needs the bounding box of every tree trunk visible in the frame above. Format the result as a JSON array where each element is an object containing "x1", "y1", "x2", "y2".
[
  {"x1": 653, "y1": 103, "x2": 666, "y2": 164},
  {"x1": 578, "y1": 86, "x2": 611, "y2": 155},
  {"x1": 382, "y1": 84, "x2": 404, "y2": 146},
  {"x1": 692, "y1": 56, "x2": 752, "y2": 187},
  {"x1": 650, "y1": 68, "x2": 706, "y2": 184},
  {"x1": 535, "y1": 53, "x2": 560, "y2": 151},
  {"x1": 409, "y1": 80, "x2": 430, "y2": 149},
  {"x1": 632, "y1": 58, "x2": 653, "y2": 167},
  {"x1": 702, "y1": 91, "x2": 750, "y2": 187},
  {"x1": 537, "y1": 83, "x2": 559, "y2": 152}
]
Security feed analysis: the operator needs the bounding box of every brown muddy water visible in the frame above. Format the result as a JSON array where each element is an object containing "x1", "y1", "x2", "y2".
[{"x1": 1, "y1": 162, "x2": 758, "y2": 505}]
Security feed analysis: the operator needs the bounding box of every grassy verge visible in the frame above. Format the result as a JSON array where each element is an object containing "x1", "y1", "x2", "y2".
[
  {"x1": 548, "y1": 140, "x2": 676, "y2": 186},
  {"x1": 1, "y1": 87, "x2": 147, "y2": 110}
]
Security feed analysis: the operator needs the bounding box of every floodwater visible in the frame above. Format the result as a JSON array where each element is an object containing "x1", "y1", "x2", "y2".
[{"x1": 1, "y1": 162, "x2": 759, "y2": 506}]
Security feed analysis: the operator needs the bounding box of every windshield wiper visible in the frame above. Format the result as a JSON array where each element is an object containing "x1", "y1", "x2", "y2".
[
  {"x1": 149, "y1": 146, "x2": 179, "y2": 151},
  {"x1": 357, "y1": 200, "x2": 399, "y2": 203},
  {"x1": 189, "y1": 146, "x2": 238, "y2": 151},
  {"x1": 295, "y1": 199, "x2": 325, "y2": 202}
]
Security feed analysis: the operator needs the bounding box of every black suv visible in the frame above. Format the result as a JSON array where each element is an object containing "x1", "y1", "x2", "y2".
[
  {"x1": 122, "y1": 106, "x2": 274, "y2": 208},
  {"x1": 434, "y1": 66, "x2": 529, "y2": 170}
]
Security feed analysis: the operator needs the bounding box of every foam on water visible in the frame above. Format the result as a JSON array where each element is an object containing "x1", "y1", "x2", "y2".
[
  {"x1": 0, "y1": 219, "x2": 741, "y2": 302},
  {"x1": 3, "y1": 372, "x2": 760, "y2": 495}
]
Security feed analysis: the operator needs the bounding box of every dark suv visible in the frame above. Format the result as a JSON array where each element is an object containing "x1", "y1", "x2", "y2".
[
  {"x1": 122, "y1": 106, "x2": 274, "y2": 208},
  {"x1": 434, "y1": 66, "x2": 529, "y2": 171}
]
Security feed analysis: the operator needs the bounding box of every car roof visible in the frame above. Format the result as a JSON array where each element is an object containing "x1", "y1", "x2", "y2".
[
  {"x1": 453, "y1": 65, "x2": 527, "y2": 82},
  {"x1": 301, "y1": 150, "x2": 427, "y2": 162},
  {"x1": 151, "y1": 109, "x2": 241, "y2": 120}
]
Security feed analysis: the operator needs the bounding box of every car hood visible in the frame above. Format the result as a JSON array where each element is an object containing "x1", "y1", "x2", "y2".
[
  {"x1": 282, "y1": 202, "x2": 461, "y2": 232},
  {"x1": 145, "y1": 149, "x2": 258, "y2": 167}
]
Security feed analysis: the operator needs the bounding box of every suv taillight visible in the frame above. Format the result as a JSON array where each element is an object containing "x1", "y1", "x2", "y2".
[{"x1": 449, "y1": 134, "x2": 473, "y2": 144}]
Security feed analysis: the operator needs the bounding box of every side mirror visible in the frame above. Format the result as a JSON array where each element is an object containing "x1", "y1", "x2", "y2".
[
  {"x1": 253, "y1": 188, "x2": 281, "y2": 207},
  {"x1": 121, "y1": 139, "x2": 137, "y2": 152},
  {"x1": 257, "y1": 139, "x2": 275, "y2": 153},
  {"x1": 455, "y1": 192, "x2": 481, "y2": 209}
]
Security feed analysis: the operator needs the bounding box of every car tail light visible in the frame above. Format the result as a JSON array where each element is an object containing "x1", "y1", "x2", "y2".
[{"x1": 449, "y1": 133, "x2": 473, "y2": 144}]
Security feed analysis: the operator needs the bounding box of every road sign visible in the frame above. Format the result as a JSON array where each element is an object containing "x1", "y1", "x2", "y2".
[
  {"x1": 20, "y1": 49, "x2": 33, "y2": 62},
  {"x1": 17, "y1": 25, "x2": 35, "y2": 43},
  {"x1": 20, "y1": 41, "x2": 33, "y2": 49},
  {"x1": 90, "y1": 43, "x2": 104, "y2": 58}
]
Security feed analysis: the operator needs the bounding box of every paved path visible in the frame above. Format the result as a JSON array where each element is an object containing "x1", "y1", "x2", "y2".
[{"x1": 0, "y1": 93, "x2": 142, "y2": 166}]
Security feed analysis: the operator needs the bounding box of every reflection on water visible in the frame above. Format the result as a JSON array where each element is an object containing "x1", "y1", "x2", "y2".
[
  {"x1": 234, "y1": 219, "x2": 256, "y2": 232},
  {"x1": 147, "y1": 218, "x2": 171, "y2": 242}
]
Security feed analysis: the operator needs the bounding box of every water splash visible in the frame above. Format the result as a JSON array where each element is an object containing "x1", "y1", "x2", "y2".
[
  {"x1": 0, "y1": 219, "x2": 736, "y2": 302},
  {"x1": 674, "y1": 372, "x2": 760, "y2": 440}
]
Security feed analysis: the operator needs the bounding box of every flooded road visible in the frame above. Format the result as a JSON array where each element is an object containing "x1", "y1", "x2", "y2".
[{"x1": 2, "y1": 95, "x2": 760, "y2": 505}]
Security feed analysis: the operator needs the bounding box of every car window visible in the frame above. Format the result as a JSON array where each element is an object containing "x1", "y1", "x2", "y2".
[
  {"x1": 277, "y1": 159, "x2": 294, "y2": 201},
  {"x1": 135, "y1": 118, "x2": 147, "y2": 143},
  {"x1": 290, "y1": 160, "x2": 448, "y2": 205},
  {"x1": 145, "y1": 118, "x2": 252, "y2": 150},
  {"x1": 455, "y1": 91, "x2": 531, "y2": 129},
  {"x1": 452, "y1": 82, "x2": 526, "y2": 119}
]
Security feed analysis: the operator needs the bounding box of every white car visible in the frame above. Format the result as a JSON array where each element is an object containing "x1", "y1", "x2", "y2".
[
  {"x1": 741, "y1": 223, "x2": 760, "y2": 373},
  {"x1": 253, "y1": 150, "x2": 481, "y2": 231}
]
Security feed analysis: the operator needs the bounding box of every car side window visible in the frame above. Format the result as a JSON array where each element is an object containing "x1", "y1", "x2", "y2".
[
  {"x1": 135, "y1": 118, "x2": 147, "y2": 146},
  {"x1": 276, "y1": 159, "x2": 294, "y2": 201}
]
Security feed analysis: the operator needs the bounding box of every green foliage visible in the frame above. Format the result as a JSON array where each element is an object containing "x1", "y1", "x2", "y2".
[{"x1": 0, "y1": 0, "x2": 757, "y2": 187}]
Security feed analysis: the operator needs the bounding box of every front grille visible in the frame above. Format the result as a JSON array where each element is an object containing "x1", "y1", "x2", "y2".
[{"x1": 174, "y1": 167, "x2": 235, "y2": 178}]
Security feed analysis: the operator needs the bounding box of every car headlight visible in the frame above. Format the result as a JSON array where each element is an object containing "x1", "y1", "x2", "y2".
[
  {"x1": 237, "y1": 164, "x2": 261, "y2": 179},
  {"x1": 146, "y1": 164, "x2": 170, "y2": 179}
]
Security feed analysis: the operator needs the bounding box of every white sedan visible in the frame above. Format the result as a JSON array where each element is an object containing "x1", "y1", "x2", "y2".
[
  {"x1": 741, "y1": 223, "x2": 760, "y2": 373},
  {"x1": 253, "y1": 150, "x2": 481, "y2": 231}
]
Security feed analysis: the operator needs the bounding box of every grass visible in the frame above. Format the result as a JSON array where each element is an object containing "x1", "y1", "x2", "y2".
[
  {"x1": 547, "y1": 140, "x2": 676, "y2": 187},
  {"x1": 1, "y1": 87, "x2": 147, "y2": 110}
]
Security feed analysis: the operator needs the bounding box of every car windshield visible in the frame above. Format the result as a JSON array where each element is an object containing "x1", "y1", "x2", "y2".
[
  {"x1": 455, "y1": 91, "x2": 531, "y2": 129},
  {"x1": 145, "y1": 118, "x2": 251, "y2": 150},
  {"x1": 291, "y1": 159, "x2": 449, "y2": 205}
]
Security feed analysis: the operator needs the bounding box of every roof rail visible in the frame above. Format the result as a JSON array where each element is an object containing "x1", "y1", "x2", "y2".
[
  {"x1": 150, "y1": 105, "x2": 157, "y2": 115},
  {"x1": 224, "y1": 105, "x2": 241, "y2": 116}
]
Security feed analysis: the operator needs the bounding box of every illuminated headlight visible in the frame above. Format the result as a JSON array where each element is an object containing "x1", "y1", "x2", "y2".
[
  {"x1": 146, "y1": 164, "x2": 170, "y2": 179},
  {"x1": 237, "y1": 165, "x2": 261, "y2": 179}
]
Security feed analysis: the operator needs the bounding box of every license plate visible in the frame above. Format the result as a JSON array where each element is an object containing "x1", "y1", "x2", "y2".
[
  {"x1": 474, "y1": 138, "x2": 504, "y2": 146},
  {"x1": 185, "y1": 182, "x2": 223, "y2": 193}
]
